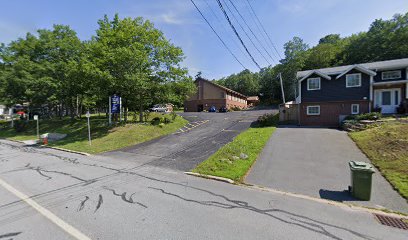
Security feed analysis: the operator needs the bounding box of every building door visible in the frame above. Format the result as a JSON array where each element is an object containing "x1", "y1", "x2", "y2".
[{"x1": 374, "y1": 88, "x2": 401, "y2": 114}]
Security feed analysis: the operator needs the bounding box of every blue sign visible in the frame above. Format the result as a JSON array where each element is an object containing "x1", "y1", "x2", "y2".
[{"x1": 111, "y1": 95, "x2": 121, "y2": 114}]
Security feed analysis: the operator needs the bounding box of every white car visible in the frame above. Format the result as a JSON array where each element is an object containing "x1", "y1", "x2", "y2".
[{"x1": 150, "y1": 104, "x2": 167, "y2": 112}]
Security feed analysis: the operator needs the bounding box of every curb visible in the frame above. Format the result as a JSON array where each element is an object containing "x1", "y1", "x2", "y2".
[
  {"x1": 184, "y1": 172, "x2": 235, "y2": 184},
  {"x1": 246, "y1": 184, "x2": 408, "y2": 219},
  {"x1": 185, "y1": 171, "x2": 408, "y2": 219},
  {"x1": 3, "y1": 138, "x2": 91, "y2": 156},
  {"x1": 40, "y1": 146, "x2": 91, "y2": 156}
]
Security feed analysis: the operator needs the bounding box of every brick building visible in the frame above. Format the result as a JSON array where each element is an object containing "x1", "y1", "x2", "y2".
[{"x1": 184, "y1": 78, "x2": 247, "y2": 112}]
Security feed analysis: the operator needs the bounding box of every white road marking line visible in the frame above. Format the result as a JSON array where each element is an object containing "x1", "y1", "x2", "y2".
[{"x1": 0, "y1": 177, "x2": 92, "y2": 240}]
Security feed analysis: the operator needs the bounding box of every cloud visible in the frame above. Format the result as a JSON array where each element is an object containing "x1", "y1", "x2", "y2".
[
  {"x1": 123, "y1": 0, "x2": 200, "y2": 25},
  {"x1": 0, "y1": 21, "x2": 35, "y2": 44}
]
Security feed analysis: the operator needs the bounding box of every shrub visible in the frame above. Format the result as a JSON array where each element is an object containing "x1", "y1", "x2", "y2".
[
  {"x1": 257, "y1": 113, "x2": 278, "y2": 127},
  {"x1": 344, "y1": 112, "x2": 382, "y2": 121},
  {"x1": 356, "y1": 112, "x2": 382, "y2": 121},
  {"x1": 151, "y1": 117, "x2": 161, "y2": 125},
  {"x1": 144, "y1": 111, "x2": 151, "y2": 122},
  {"x1": 158, "y1": 123, "x2": 165, "y2": 128},
  {"x1": 170, "y1": 111, "x2": 177, "y2": 121},
  {"x1": 163, "y1": 117, "x2": 171, "y2": 124}
]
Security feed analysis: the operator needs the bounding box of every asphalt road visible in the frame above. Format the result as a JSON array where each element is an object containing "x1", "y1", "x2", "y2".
[
  {"x1": 101, "y1": 109, "x2": 276, "y2": 171},
  {"x1": 0, "y1": 140, "x2": 407, "y2": 240}
]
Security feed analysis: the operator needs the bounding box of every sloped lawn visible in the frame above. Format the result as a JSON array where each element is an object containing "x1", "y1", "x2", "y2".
[
  {"x1": 349, "y1": 121, "x2": 408, "y2": 200},
  {"x1": 0, "y1": 113, "x2": 187, "y2": 154}
]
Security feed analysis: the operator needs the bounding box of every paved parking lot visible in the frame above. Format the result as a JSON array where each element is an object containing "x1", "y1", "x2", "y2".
[
  {"x1": 246, "y1": 127, "x2": 408, "y2": 213},
  {"x1": 101, "y1": 109, "x2": 277, "y2": 171}
]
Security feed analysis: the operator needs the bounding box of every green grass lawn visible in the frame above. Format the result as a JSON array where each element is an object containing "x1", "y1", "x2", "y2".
[
  {"x1": 0, "y1": 113, "x2": 187, "y2": 154},
  {"x1": 349, "y1": 121, "x2": 408, "y2": 200},
  {"x1": 192, "y1": 116, "x2": 277, "y2": 182}
]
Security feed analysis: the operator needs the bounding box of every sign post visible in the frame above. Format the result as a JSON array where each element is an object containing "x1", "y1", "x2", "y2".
[
  {"x1": 34, "y1": 115, "x2": 39, "y2": 140},
  {"x1": 110, "y1": 95, "x2": 121, "y2": 124},
  {"x1": 86, "y1": 111, "x2": 91, "y2": 146}
]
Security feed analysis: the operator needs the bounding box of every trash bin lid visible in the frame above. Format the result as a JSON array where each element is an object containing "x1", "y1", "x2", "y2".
[{"x1": 349, "y1": 161, "x2": 375, "y2": 172}]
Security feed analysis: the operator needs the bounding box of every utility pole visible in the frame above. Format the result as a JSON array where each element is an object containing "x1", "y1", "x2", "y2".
[{"x1": 279, "y1": 73, "x2": 286, "y2": 104}]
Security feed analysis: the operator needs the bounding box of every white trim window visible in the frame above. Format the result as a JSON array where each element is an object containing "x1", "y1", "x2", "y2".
[
  {"x1": 351, "y1": 104, "x2": 360, "y2": 115},
  {"x1": 382, "y1": 70, "x2": 401, "y2": 80},
  {"x1": 346, "y1": 73, "x2": 362, "y2": 88},
  {"x1": 307, "y1": 105, "x2": 320, "y2": 115},
  {"x1": 307, "y1": 77, "x2": 321, "y2": 90}
]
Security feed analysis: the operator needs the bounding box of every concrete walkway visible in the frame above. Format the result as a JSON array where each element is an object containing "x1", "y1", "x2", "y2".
[{"x1": 245, "y1": 127, "x2": 408, "y2": 214}]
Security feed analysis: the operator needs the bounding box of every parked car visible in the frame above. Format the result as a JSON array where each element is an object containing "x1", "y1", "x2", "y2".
[
  {"x1": 209, "y1": 106, "x2": 217, "y2": 112},
  {"x1": 219, "y1": 106, "x2": 227, "y2": 113},
  {"x1": 150, "y1": 104, "x2": 167, "y2": 112}
]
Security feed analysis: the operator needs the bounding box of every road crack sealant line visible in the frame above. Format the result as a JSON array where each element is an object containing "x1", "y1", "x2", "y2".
[{"x1": 0, "y1": 177, "x2": 92, "y2": 240}]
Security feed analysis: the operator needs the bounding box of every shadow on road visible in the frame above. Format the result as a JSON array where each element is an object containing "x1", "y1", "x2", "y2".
[{"x1": 319, "y1": 189, "x2": 362, "y2": 202}]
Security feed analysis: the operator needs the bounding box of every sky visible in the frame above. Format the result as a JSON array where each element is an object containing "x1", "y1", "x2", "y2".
[{"x1": 1, "y1": 0, "x2": 408, "y2": 79}]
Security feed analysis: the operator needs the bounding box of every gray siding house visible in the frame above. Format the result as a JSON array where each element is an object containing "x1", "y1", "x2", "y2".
[{"x1": 296, "y1": 58, "x2": 408, "y2": 126}]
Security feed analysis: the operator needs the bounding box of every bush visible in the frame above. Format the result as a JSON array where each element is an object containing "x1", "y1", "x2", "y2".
[
  {"x1": 170, "y1": 111, "x2": 177, "y2": 121},
  {"x1": 344, "y1": 112, "x2": 382, "y2": 121},
  {"x1": 257, "y1": 113, "x2": 278, "y2": 127},
  {"x1": 151, "y1": 117, "x2": 161, "y2": 125},
  {"x1": 162, "y1": 117, "x2": 171, "y2": 124},
  {"x1": 158, "y1": 123, "x2": 165, "y2": 128}
]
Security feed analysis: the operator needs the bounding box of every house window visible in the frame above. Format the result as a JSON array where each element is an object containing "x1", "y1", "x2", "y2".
[
  {"x1": 220, "y1": 92, "x2": 225, "y2": 99},
  {"x1": 307, "y1": 78, "x2": 320, "y2": 90},
  {"x1": 382, "y1": 70, "x2": 401, "y2": 80},
  {"x1": 351, "y1": 104, "x2": 359, "y2": 115},
  {"x1": 346, "y1": 73, "x2": 362, "y2": 87},
  {"x1": 307, "y1": 105, "x2": 320, "y2": 115}
]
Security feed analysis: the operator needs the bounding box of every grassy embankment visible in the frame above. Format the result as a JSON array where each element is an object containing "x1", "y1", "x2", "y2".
[
  {"x1": 193, "y1": 114, "x2": 277, "y2": 182},
  {"x1": 0, "y1": 113, "x2": 187, "y2": 154},
  {"x1": 349, "y1": 121, "x2": 408, "y2": 200}
]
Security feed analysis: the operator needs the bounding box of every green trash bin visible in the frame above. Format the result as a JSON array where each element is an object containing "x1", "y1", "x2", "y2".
[{"x1": 349, "y1": 161, "x2": 375, "y2": 200}]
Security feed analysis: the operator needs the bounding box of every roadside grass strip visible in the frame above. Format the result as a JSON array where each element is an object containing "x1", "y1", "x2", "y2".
[
  {"x1": 192, "y1": 124, "x2": 276, "y2": 182},
  {"x1": 0, "y1": 114, "x2": 188, "y2": 154},
  {"x1": 349, "y1": 121, "x2": 408, "y2": 200}
]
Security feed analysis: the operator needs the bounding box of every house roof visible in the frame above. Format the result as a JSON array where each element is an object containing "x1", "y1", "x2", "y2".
[
  {"x1": 196, "y1": 77, "x2": 247, "y2": 98},
  {"x1": 335, "y1": 65, "x2": 376, "y2": 79},
  {"x1": 298, "y1": 70, "x2": 332, "y2": 82},
  {"x1": 297, "y1": 58, "x2": 408, "y2": 79}
]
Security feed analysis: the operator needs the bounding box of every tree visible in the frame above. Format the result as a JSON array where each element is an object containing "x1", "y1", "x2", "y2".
[{"x1": 88, "y1": 14, "x2": 194, "y2": 121}]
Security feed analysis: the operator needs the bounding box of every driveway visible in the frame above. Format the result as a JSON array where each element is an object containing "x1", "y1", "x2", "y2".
[
  {"x1": 100, "y1": 109, "x2": 277, "y2": 171},
  {"x1": 245, "y1": 127, "x2": 408, "y2": 213}
]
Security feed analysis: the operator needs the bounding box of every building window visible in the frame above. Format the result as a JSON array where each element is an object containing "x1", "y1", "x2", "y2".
[
  {"x1": 220, "y1": 92, "x2": 225, "y2": 99},
  {"x1": 351, "y1": 104, "x2": 359, "y2": 115},
  {"x1": 382, "y1": 70, "x2": 401, "y2": 80},
  {"x1": 307, "y1": 77, "x2": 320, "y2": 90},
  {"x1": 346, "y1": 73, "x2": 362, "y2": 87},
  {"x1": 307, "y1": 105, "x2": 320, "y2": 115}
]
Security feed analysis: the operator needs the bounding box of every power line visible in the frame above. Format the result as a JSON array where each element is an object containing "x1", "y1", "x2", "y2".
[
  {"x1": 222, "y1": 0, "x2": 272, "y2": 66},
  {"x1": 245, "y1": 0, "x2": 283, "y2": 60},
  {"x1": 215, "y1": 0, "x2": 261, "y2": 69},
  {"x1": 189, "y1": 0, "x2": 247, "y2": 69},
  {"x1": 203, "y1": 0, "x2": 250, "y2": 64},
  {"x1": 226, "y1": 0, "x2": 277, "y2": 64}
]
